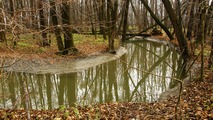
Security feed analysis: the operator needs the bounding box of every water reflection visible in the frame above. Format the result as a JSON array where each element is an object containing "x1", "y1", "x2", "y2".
[{"x1": 0, "y1": 40, "x2": 182, "y2": 109}]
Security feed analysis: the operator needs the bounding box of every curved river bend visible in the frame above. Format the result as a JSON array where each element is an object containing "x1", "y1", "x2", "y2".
[{"x1": 0, "y1": 39, "x2": 183, "y2": 109}]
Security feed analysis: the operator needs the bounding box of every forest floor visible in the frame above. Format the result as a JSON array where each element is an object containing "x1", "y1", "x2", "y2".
[{"x1": 0, "y1": 34, "x2": 212, "y2": 119}]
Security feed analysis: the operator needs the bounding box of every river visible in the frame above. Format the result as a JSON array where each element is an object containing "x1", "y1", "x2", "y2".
[{"x1": 0, "y1": 38, "x2": 183, "y2": 109}]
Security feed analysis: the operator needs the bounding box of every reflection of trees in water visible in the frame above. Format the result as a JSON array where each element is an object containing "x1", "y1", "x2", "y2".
[
  {"x1": 58, "y1": 73, "x2": 77, "y2": 107},
  {"x1": 1, "y1": 41, "x2": 183, "y2": 109}
]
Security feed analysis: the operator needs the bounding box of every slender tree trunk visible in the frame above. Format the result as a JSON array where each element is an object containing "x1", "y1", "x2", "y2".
[
  {"x1": 30, "y1": 0, "x2": 37, "y2": 31},
  {"x1": 140, "y1": 0, "x2": 174, "y2": 40},
  {"x1": 208, "y1": 34, "x2": 213, "y2": 68},
  {"x1": 106, "y1": 0, "x2": 117, "y2": 53},
  {"x1": 0, "y1": 6, "x2": 6, "y2": 42},
  {"x1": 207, "y1": 1, "x2": 213, "y2": 68},
  {"x1": 97, "y1": 0, "x2": 107, "y2": 40},
  {"x1": 38, "y1": 0, "x2": 49, "y2": 46},
  {"x1": 50, "y1": 1, "x2": 64, "y2": 51},
  {"x1": 92, "y1": 0, "x2": 97, "y2": 36},
  {"x1": 186, "y1": 0, "x2": 196, "y2": 40},
  {"x1": 205, "y1": 1, "x2": 212, "y2": 37},
  {"x1": 117, "y1": 0, "x2": 125, "y2": 34},
  {"x1": 200, "y1": 1, "x2": 208, "y2": 81},
  {"x1": 101, "y1": 0, "x2": 107, "y2": 40},
  {"x1": 142, "y1": 0, "x2": 148, "y2": 28},
  {"x1": 9, "y1": 0, "x2": 17, "y2": 46},
  {"x1": 0, "y1": 29, "x2": 6, "y2": 42},
  {"x1": 121, "y1": 0, "x2": 130, "y2": 42},
  {"x1": 9, "y1": 0, "x2": 14, "y2": 17},
  {"x1": 150, "y1": 0, "x2": 155, "y2": 26},
  {"x1": 0, "y1": 1, "x2": 6, "y2": 42},
  {"x1": 86, "y1": 0, "x2": 96, "y2": 35},
  {"x1": 162, "y1": 0, "x2": 189, "y2": 61},
  {"x1": 61, "y1": 1, "x2": 74, "y2": 49}
]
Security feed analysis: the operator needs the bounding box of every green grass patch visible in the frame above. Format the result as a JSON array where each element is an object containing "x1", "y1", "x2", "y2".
[
  {"x1": 17, "y1": 42, "x2": 31, "y2": 47},
  {"x1": 1, "y1": 32, "x2": 119, "y2": 54}
]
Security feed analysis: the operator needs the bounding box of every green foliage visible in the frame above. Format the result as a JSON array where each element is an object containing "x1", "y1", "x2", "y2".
[
  {"x1": 36, "y1": 47, "x2": 46, "y2": 53},
  {"x1": 17, "y1": 42, "x2": 31, "y2": 47},
  {"x1": 72, "y1": 107, "x2": 79, "y2": 115},
  {"x1": 64, "y1": 110, "x2": 70, "y2": 118},
  {"x1": 73, "y1": 34, "x2": 106, "y2": 45},
  {"x1": 58, "y1": 105, "x2": 66, "y2": 111},
  {"x1": 71, "y1": 107, "x2": 80, "y2": 119}
]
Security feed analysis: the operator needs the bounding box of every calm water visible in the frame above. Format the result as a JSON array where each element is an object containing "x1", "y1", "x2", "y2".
[{"x1": 0, "y1": 40, "x2": 183, "y2": 109}]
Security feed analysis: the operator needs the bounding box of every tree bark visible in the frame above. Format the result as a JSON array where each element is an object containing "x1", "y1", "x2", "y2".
[
  {"x1": 50, "y1": 0, "x2": 64, "y2": 51},
  {"x1": 0, "y1": 10, "x2": 6, "y2": 42},
  {"x1": 162, "y1": 0, "x2": 189, "y2": 61},
  {"x1": 200, "y1": 1, "x2": 208, "y2": 81},
  {"x1": 61, "y1": 1, "x2": 74, "y2": 49},
  {"x1": 121, "y1": 0, "x2": 130, "y2": 42},
  {"x1": 107, "y1": 0, "x2": 118, "y2": 53},
  {"x1": 0, "y1": 0, "x2": 6, "y2": 42},
  {"x1": 186, "y1": 0, "x2": 196, "y2": 40},
  {"x1": 9, "y1": 0, "x2": 14, "y2": 17},
  {"x1": 38, "y1": 0, "x2": 49, "y2": 46},
  {"x1": 208, "y1": 35, "x2": 213, "y2": 68},
  {"x1": 99, "y1": 0, "x2": 107, "y2": 40}
]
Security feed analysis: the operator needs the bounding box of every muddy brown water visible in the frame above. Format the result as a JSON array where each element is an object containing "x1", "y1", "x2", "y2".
[{"x1": 0, "y1": 38, "x2": 183, "y2": 109}]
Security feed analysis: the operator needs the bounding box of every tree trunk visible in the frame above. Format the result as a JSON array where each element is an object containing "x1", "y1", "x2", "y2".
[
  {"x1": 0, "y1": 20, "x2": 6, "y2": 42},
  {"x1": 9, "y1": 0, "x2": 17, "y2": 46},
  {"x1": 162, "y1": 0, "x2": 189, "y2": 61},
  {"x1": 186, "y1": 0, "x2": 196, "y2": 40},
  {"x1": 121, "y1": 0, "x2": 130, "y2": 42},
  {"x1": 100, "y1": 0, "x2": 107, "y2": 40},
  {"x1": 207, "y1": 1, "x2": 213, "y2": 68},
  {"x1": 96, "y1": 0, "x2": 107, "y2": 40},
  {"x1": 208, "y1": 35, "x2": 213, "y2": 68},
  {"x1": 205, "y1": 1, "x2": 212, "y2": 37},
  {"x1": 140, "y1": 0, "x2": 174, "y2": 40},
  {"x1": 106, "y1": 0, "x2": 118, "y2": 53},
  {"x1": 9, "y1": 0, "x2": 14, "y2": 17},
  {"x1": 0, "y1": 0, "x2": 6, "y2": 42},
  {"x1": 50, "y1": 1, "x2": 64, "y2": 51},
  {"x1": 61, "y1": 1, "x2": 77, "y2": 54},
  {"x1": 38, "y1": 0, "x2": 49, "y2": 46},
  {"x1": 200, "y1": 1, "x2": 208, "y2": 81},
  {"x1": 62, "y1": 1, "x2": 73, "y2": 49},
  {"x1": 150, "y1": 0, "x2": 155, "y2": 26},
  {"x1": 142, "y1": 0, "x2": 148, "y2": 28}
]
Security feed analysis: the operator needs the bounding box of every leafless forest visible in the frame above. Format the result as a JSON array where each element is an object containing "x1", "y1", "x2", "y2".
[{"x1": 0, "y1": 0, "x2": 211, "y2": 54}]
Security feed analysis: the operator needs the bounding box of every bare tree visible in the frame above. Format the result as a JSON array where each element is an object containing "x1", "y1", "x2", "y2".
[
  {"x1": 186, "y1": 0, "x2": 196, "y2": 40},
  {"x1": 140, "y1": 0, "x2": 174, "y2": 40},
  {"x1": 208, "y1": 1, "x2": 213, "y2": 68},
  {"x1": 61, "y1": 0, "x2": 77, "y2": 54},
  {"x1": 121, "y1": 0, "x2": 130, "y2": 42},
  {"x1": 38, "y1": 0, "x2": 49, "y2": 46},
  {"x1": 106, "y1": 0, "x2": 118, "y2": 53},
  {"x1": 0, "y1": 0, "x2": 6, "y2": 42},
  {"x1": 50, "y1": 0, "x2": 64, "y2": 51},
  {"x1": 162, "y1": 0, "x2": 189, "y2": 61}
]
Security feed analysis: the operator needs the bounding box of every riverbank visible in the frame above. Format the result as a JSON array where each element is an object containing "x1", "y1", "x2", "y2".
[
  {"x1": 2, "y1": 47, "x2": 126, "y2": 74},
  {"x1": 0, "y1": 36, "x2": 212, "y2": 119}
]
